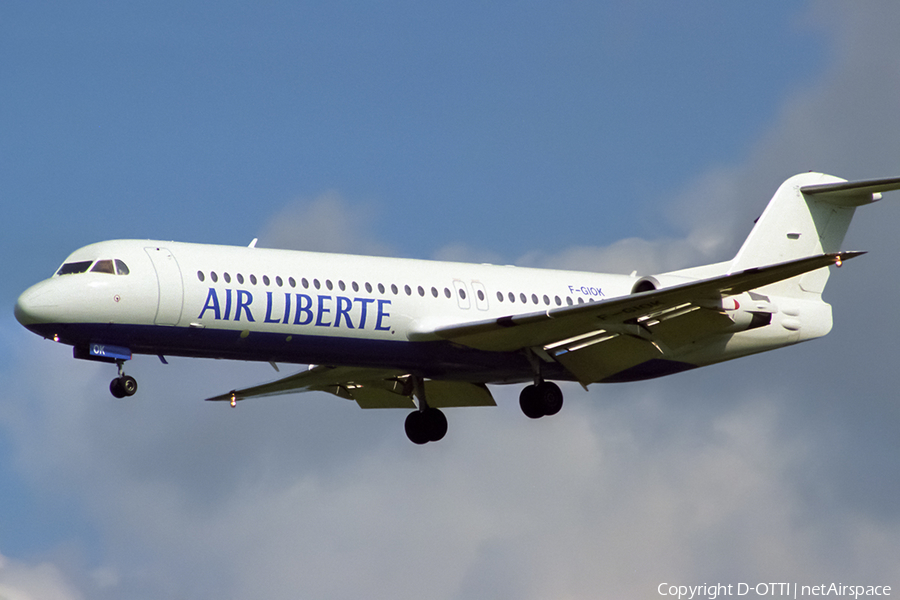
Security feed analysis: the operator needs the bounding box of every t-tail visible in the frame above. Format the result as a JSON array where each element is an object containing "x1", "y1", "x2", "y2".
[{"x1": 728, "y1": 172, "x2": 900, "y2": 298}]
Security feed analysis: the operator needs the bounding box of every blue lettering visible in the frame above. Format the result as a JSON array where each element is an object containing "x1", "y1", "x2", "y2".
[
  {"x1": 223, "y1": 288, "x2": 233, "y2": 321},
  {"x1": 198, "y1": 288, "x2": 221, "y2": 320},
  {"x1": 264, "y1": 292, "x2": 282, "y2": 324},
  {"x1": 282, "y1": 293, "x2": 291, "y2": 324},
  {"x1": 316, "y1": 295, "x2": 332, "y2": 327},
  {"x1": 354, "y1": 297, "x2": 375, "y2": 328},
  {"x1": 335, "y1": 296, "x2": 354, "y2": 329},
  {"x1": 568, "y1": 284, "x2": 604, "y2": 297},
  {"x1": 235, "y1": 290, "x2": 255, "y2": 322},
  {"x1": 375, "y1": 299, "x2": 391, "y2": 331},
  {"x1": 294, "y1": 294, "x2": 313, "y2": 325},
  {"x1": 202, "y1": 289, "x2": 394, "y2": 330}
]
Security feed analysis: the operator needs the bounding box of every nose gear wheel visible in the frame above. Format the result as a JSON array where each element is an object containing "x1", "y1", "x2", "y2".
[
  {"x1": 110, "y1": 375, "x2": 138, "y2": 398},
  {"x1": 109, "y1": 360, "x2": 138, "y2": 398}
]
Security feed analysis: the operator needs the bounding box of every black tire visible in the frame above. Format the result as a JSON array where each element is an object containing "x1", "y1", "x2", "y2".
[
  {"x1": 537, "y1": 381, "x2": 563, "y2": 416},
  {"x1": 423, "y1": 408, "x2": 448, "y2": 442},
  {"x1": 110, "y1": 378, "x2": 126, "y2": 399},
  {"x1": 405, "y1": 411, "x2": 431, "y2": 445},
  {"x1": 519, "y1": 385, "x2": 544, "y2": 419}
]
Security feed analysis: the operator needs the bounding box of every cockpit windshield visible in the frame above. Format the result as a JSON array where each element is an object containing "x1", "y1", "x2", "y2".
[
  {"x1": 56, "y1": 259, "x2": 130, "y2": 276},
  {"x1": 56, "y1": 261, "x2": 93, "y2": 276},
  {"x1": 91, "y1": 260, "x2": 116, "y2": 274}
]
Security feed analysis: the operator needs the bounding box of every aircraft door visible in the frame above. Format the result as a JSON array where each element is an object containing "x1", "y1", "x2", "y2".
[
  {"x1": 144, "y1": 247, "x2": 184, "y2": 326},
  {"x1": 452, "y1": 279, "x2": 470, "y2": 309},
  {"x1": 471, "y1": 281, "x2": 489, "y2": 311}
]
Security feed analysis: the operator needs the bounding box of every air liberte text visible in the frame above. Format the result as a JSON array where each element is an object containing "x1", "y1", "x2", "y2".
[{"x1": 198, "y1": 288, "x2": 391, "y2": 331}]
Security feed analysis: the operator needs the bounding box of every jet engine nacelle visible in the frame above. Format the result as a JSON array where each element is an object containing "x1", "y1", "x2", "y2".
[
  {"x1": 631, "y1": 276, "x2": 778, "y2": 332},
  {"x1": 629, "y1": 274, "x2": 692, "y2": 294}
]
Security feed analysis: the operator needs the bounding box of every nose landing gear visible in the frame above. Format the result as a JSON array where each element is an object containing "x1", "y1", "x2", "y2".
[{"x1": 110, "y1": 360, "x2": 138, "y2": 398}]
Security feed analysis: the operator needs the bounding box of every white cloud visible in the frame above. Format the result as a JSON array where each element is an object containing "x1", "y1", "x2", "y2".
[
  {"x1": 4, "y1": 323, "x2": 899, "y2": 600},
  {"x1": 0, "y1": 553, "x2": 83, "y2": 600},
  {"x1": 430, "y1": 242, "x2": 508, "y2": 266},
  {"x1": 257, "y1": 191, "x2": 396, "y2": 256}
]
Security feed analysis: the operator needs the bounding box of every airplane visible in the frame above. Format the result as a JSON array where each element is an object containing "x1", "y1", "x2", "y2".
[{"x1": 14, "y1": 172, "x2": 900, "y2": 444}]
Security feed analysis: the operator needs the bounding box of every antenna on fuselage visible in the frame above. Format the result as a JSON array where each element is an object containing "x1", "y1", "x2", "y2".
[{"x1": 248, "y1": 238, "x2": 258, "y2": 248}]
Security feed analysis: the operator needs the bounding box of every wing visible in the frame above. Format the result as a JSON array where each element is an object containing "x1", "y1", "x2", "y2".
[
  {"x1": 206, "y1": 364, "x2": 496, "y2": 409},
  {"x1": 413, "y1": 252, "x2": 862, "y2": 384}
]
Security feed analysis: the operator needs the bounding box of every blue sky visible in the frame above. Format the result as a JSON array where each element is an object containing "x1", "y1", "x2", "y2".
[
  {"x1": 3, "y1": 2, "x2": 825, "y2": 284},
  {"x1": 2, "y1": 2, "x2": 900, "y2": 599}
]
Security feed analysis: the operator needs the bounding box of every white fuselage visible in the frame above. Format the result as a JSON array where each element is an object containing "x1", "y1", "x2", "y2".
[{"x1": 15, "y1": 239, "x2": 828, "y2": 385}]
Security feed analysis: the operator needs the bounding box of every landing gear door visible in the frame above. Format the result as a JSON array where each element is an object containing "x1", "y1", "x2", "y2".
[{"x1": 144, "y1": 247, "x2": 184, "y2": 326}]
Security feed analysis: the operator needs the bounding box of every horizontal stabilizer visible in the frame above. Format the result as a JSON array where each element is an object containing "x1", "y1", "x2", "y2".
[{"x1": 800, "y1": 176, "x2": 900, "y2": 206}]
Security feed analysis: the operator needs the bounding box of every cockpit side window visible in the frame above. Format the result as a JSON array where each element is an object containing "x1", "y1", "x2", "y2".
[
  {"x1": 56, "y1": 261, "x2": 94, "y2": 276},
  {"x1": 115, "y1": 259, "x2": 130, "y2": 275},
  {"x1": 91, "y1": 260, "x2": 116, "y2": 274}
]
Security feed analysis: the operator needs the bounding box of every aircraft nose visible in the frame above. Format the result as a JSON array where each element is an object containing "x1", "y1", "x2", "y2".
[{"x1": 14, "y1": 281, "x2": 60, "y2": 328}]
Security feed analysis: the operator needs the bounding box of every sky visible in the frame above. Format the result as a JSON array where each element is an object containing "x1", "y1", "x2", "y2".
[{"x1": 2, "y1": 1, "x2": 900, "y2": 598}]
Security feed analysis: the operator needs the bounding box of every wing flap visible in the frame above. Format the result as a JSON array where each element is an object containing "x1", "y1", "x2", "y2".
[
  {"x1": 423, "y1": 380, "x2": 496, "y2": 408},
  {"x1": 552, "y1": 332, "x2": 659, "y2": 384},
  {"x1": 634, "y1": 303, "x2": 734, "y2": 349},
  {"x1": 545, "y1": 304, "x2": 730, "y2": 384},
  {"x1": 349, "y1": 384, "x2": 416, "y2": 409}
]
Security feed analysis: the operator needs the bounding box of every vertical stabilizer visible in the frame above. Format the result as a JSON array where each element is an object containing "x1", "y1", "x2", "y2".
[{"x1": 728, "y1": 172, "x2": 895, "y2": 296}]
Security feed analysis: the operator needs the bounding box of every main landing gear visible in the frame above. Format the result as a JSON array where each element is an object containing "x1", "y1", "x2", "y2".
[
  {"x1": 109, "y1": 360, "x2": 138, "y2": 398},
  {"x1": 405, "y1": 408, "x2": 448, "y2": 445},
  {"x1": 403, "y1": 378, "x2": 564, "y2": 444},
  {"x1": 404, "y1": 376, "x2": 448, "y2": 445},
  {"x1": 519, "y1": 381, "x2": 563, "y2": 419}
]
